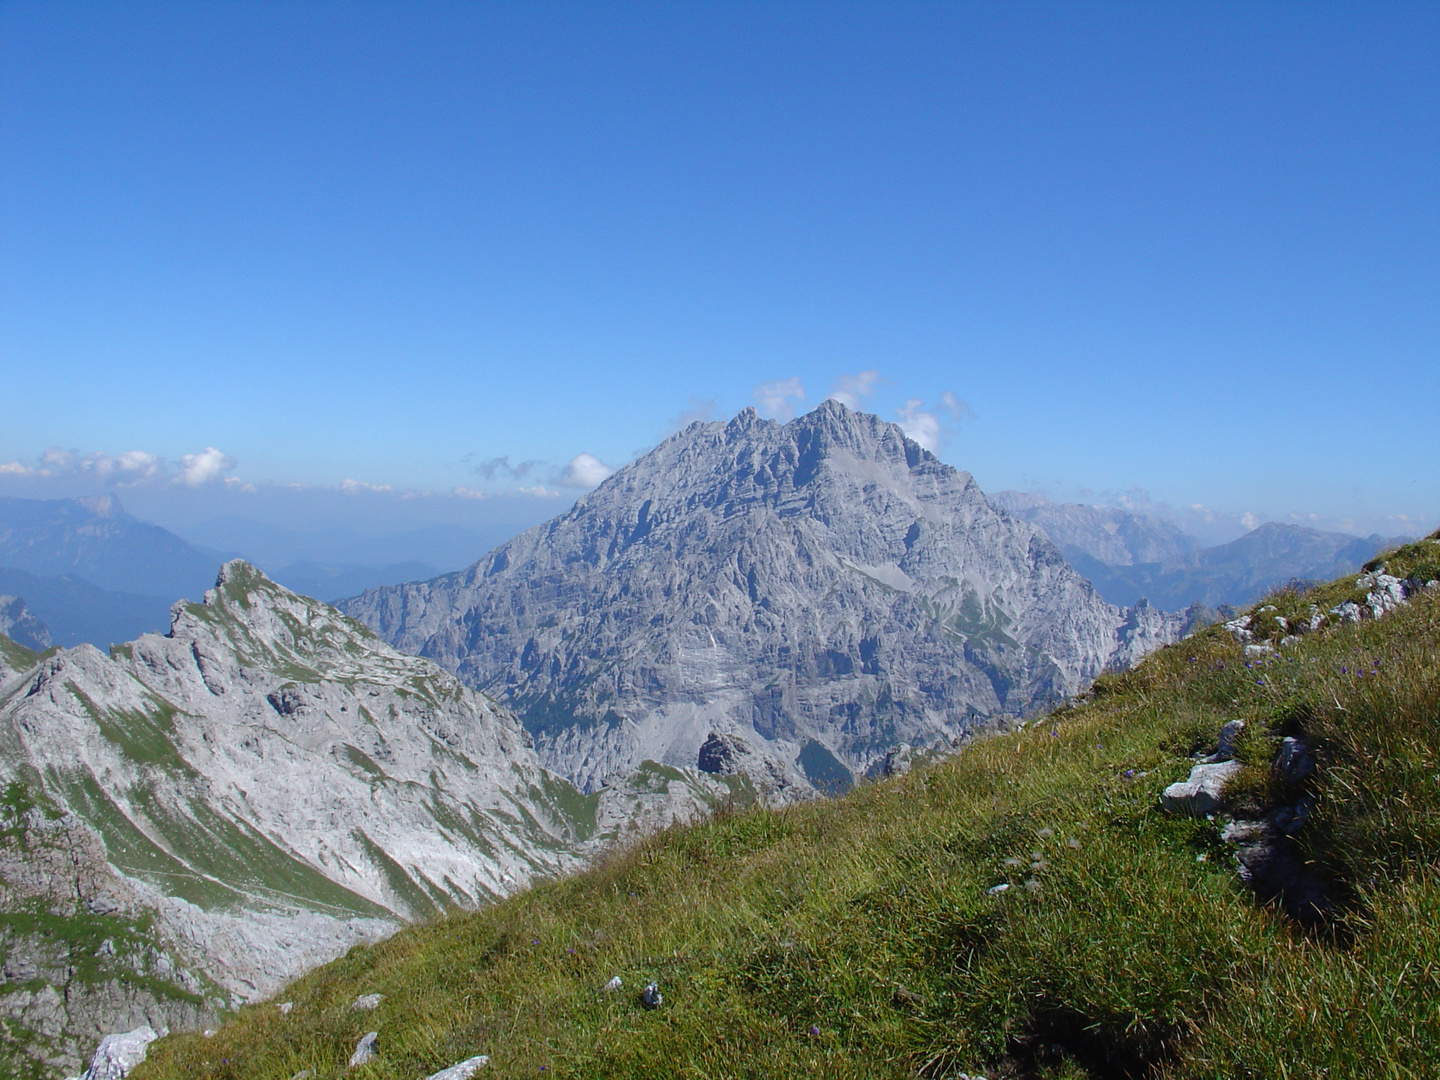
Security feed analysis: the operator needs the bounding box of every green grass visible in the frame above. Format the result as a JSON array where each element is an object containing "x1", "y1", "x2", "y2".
[{"x1": 135, "y1": 544, "x2": 1440, "y2": 1080}]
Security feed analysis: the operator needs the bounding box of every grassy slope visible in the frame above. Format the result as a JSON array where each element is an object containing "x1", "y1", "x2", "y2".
[{"x1": 136, "y1": 541, "x2": 1440, "y2": 1080}]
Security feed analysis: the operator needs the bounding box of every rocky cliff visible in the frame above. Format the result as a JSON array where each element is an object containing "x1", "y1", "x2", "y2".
[{"x1": 343, "y1": 402, "x2": 1182, "y2": 794}]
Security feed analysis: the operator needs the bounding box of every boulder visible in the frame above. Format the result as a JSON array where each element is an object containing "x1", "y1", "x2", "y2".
[
  {"x1": 1160, "y1": 760, "x2": 1244, "y2": 816},
  {"x1": 349, "y1": 1031, "x2": 378, "y2": 1068},
  {"x1": 1201, "y1": 719, "x2": 1246, "y2": 763},
  {"x1": 76, "y1": 1025, "x2": 161, "y2": 1080},
  {"x1": 424, "y1": 1055, "x2": 491, "y2": 1080},
  {"x1": 1274, "y1": 736, "x2": 1315, "y2": 783}
]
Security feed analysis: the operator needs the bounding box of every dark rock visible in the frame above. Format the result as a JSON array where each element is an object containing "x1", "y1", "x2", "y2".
[
  {"x1": 1274, "y1": 736, "x2": 1316, "y2": 783},
  {"x1": 640, "y1": 982, "x2": 663, "y2": 1010},
  {"x1": 697, "y1": 731, "x2": 752, "y2": 774}
]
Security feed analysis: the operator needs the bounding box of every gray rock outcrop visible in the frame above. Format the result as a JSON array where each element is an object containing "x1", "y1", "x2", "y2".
[{"x1": 343, "y1": 402, "x2": 1182, "y2": 795}]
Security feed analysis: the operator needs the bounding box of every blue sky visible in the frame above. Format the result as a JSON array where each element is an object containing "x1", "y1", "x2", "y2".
[{"x1": 2, "y1": 1, "x2": 1436, "y2": 542}]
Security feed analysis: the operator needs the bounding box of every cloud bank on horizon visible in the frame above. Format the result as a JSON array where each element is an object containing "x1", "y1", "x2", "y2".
[{"x1": 0, "y1": 386, "x2": 1427, "y2": 545}]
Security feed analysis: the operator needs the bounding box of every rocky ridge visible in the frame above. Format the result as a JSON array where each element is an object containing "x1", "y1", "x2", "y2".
[
  {"x1": 0, "y1": 562, "x2": 734, "y2": 1077},
  {"x1": 343, "y1": 402, "x2": 1184, "y2": 794}
]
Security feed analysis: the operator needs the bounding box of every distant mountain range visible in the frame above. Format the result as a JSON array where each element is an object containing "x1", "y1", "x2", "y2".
[
  {"x1": 988, "y1": 492, "x2": 1404, "y2": 610},
  {"x1": 343, "y1": 402, "x2": 1185, "y2": 794},
  {"x1": 0, "y1": 494, "x2": 223, "y2": 600},
  {"x1": 0, "y1": 498, "x2": 470, "y2": 648}
]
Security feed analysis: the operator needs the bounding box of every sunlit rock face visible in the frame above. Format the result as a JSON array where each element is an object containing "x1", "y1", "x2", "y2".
[{"x1": 344, "y1": 401, "x2": 1181, "y2": 794}]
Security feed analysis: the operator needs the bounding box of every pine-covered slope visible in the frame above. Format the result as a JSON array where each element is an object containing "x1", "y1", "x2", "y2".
[{"x1": 343, "y1": 402, "x2": 1181, "y2": 793}]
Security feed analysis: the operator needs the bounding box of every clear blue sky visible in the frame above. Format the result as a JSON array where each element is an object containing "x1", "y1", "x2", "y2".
[{"x1": 2, "y1": 1, "x2": 1436, "y2": 541}]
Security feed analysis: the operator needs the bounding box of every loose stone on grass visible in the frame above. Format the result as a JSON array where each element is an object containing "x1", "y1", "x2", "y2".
[
  {"x1": 424, "y1": 1055, "x2": 491, "y2": 1080},
  {"x1": 1160, "y1": 760, "x2": 1244, "y2": 816},
  {"x1": 349, "y1": 1031, "x2": 379, "y2": 1067}
]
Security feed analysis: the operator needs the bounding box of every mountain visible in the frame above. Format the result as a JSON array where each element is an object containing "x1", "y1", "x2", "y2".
[
  {"x1": 0, "y1": 594, "x2": 50, "y2": 651},
  {"x1": 342, "y1": 402, "x2": 1182, "y2": 795},
  {"x1": 0, "y1": 562, "x2": 736, "y2": 1078},
  {"x1": 0, "y1": 568, "x2": 175, "y2": 649},
  {"x1": 991, "y1": 493, "x2": 1403, "y2": 610},
  {"x1": 987, "y1": 491, "x2": 1197, "y2": 567},
  {"x1": 0, "y1": 495, "x2": 223, "y2": 601}
]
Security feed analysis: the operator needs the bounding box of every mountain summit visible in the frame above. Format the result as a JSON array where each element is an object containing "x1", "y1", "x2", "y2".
[{"x1": 344, "y1": 402, "x2": 1180, "y2": 792}]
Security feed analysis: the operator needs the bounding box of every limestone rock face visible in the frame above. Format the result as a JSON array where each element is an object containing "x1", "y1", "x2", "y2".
[
  {"x1": 343, "y1": 402, "x2": 1182, "y2": 794},
  {"x1": 0, "y1": 562, "x2": 722, "y2": 1077}
]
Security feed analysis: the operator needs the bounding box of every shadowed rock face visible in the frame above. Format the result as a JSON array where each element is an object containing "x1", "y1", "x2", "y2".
[{"x1": 343, "y1": 402, "x2": 1180, "y2": 792}]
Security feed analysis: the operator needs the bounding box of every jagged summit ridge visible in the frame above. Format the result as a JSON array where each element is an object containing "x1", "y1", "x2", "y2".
[{"x1": 344, "y1": 402, "x2": 1180, "y2": 793}]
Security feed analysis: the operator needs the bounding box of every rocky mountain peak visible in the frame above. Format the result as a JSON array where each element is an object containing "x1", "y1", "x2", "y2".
[{"x1": 343, "y1": 403, "x2": 1182, "y2": 796}]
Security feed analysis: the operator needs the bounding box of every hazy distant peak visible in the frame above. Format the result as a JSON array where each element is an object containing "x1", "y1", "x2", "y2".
[{"x1": 73, "y1": 493, "x2": 127, "y2": 519}]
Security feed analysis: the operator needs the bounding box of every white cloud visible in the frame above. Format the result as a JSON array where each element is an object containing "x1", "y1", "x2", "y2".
[
  {"x1": 827, "y1": 370, "x2": 879, "y2": 410},
  {"x1": 896, "y1": 399, "x2": 941, "y2": 453},
  {"x1": 454, "y1": 484, "x2": 562, "y2": 500},
  {"x1": 470, "y1": 456, "x2": 543, "y2": 481},
  {"x1": 177, "y1": 447, "x2": 237, "y2": 487},
  {"x1": 1240, "y1": 511, "x2": 1260, "y2": 531},
  {"x1": 558, "y1": 453, "x2": 615, "y2": 489},
  {"x1": 1, "y1": 445, "x2": 235, "y2": 486},
  {"x1": 938, "y1": 391, "x2": 977, "y2": 421},
  {"x1": 338, "y1": 478, "x2": 395, "y2": 495},
  {"x1": 753, "y1": 377, "x2": 806, "y2": 421}
]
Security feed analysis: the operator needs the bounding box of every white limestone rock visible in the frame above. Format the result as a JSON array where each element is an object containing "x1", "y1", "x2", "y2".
[
  {"x1": 349, "y1": 1031, "x2": 378, "y2": 1067},
  {"x1": 1161, "y1": 760, "x2": 1244, "y2": 817},
  {"x1": 76, "y1": 1025, "x2": 160, "y2": 1080},
  {"x1": 424, "y1": 1057, "x2": 490, "y2": 1080}
]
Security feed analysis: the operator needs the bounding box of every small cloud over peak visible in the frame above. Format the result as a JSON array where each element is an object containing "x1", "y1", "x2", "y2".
[
  {"x1": 753, "y1": 377, "x2": 806, "y2": 421},
  {"x1": 896, "y1": 391, "x2": 974, "y2": 454},
  {"x1": 827, "y1": 370, "x2": 879, "y2": 410},
  {"x1": 1240, "y1": 511, "x2": 1260, "y2": 531},
  {"x1": 939, "y1": 391, "x2": 976, "y2": 421},
  {"x1": 896, "y1": 399, "x2": 941, "y2": 452},
  {"x1": 558, "y1": 453, "x2": 615, "y2": 489},
  {"x1": 177, "y1": 447, "x2": 237, "y2": 487},
  {"x1": 470, "y1": 456, "x2": 544, "y2": 481},
  {"x1": 665, "y1": 397, "x2": 716, "y2": 435}
]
